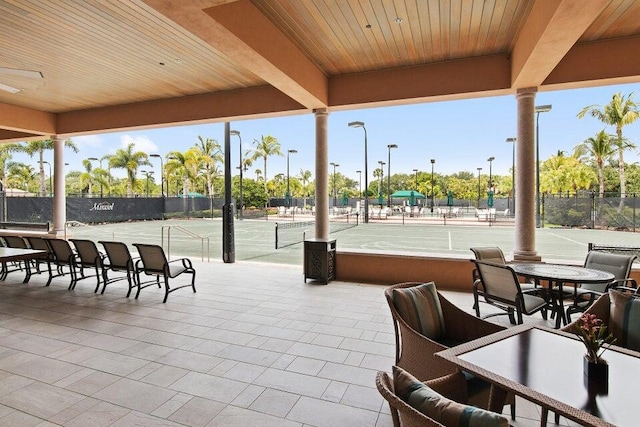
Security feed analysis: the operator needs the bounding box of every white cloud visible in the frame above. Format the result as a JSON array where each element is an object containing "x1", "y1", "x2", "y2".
[
  {"x1": 73, "y1": 134, "x2": 103, "y2": 149},
  {"x1": 120, "y1": 134, "x2": 158, "y2": 153}
]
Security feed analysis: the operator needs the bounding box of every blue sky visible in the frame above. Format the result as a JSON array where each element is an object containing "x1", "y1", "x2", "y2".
[{"x1": 15, "y1": 82, "x2": 640, "y2": 181}]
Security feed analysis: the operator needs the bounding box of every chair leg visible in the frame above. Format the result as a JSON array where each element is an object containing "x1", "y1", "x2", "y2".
[
  {"x1": 510, "y1": 399, "x2": 516, "y2": 420},
  {"x1": 191, "y1": 271, "x2": 196, "y2": 294},
  {"x1": 541, "y1": 407, "x2": 548, "y2": 426},
  {"x1": 163, "y1": 276, "x2": 170, "y2": 303}
]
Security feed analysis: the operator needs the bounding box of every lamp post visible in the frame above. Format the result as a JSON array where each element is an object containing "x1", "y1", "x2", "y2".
[
  {"x1": 286, "y1": 149, "x2": 297, "y2": 208},
  {"x1": 487, "y1": 156, "x2": 495, "y2": 190},
  {"x1": 413, "y1": 169, "x2": 418, "y2": 190},
  {"x1": 140, "y1": 170, "x2": 153, "y2": 197},
  {"x1": 348, "y1": 121, "x2": 369, "y2": 223},
  {"x1": 42, "y1": 160, "x2": 52, "y2": 196},
  {"x1": 506, "y1": 137, "x2": 516, "y2": 213},
  {"x1": 387, "y1": 144, "x2": 398, "y2": 207},
  {"x1": 535, "y1": 104, "x2": 552, "y2": 228},
  {"x1": 150, "y1": 154, "x2": 165, "y2": 197},
  {"x1": 229, "y1": 130, "x2": 243, "y2": 219},
  {"x1": 330, "y1": 162, "x2": 339, "y2": 206},
  {"x1": 477, "y1": 167, "x2": 483, "y2": 207},
  {"x1": 356, "y1": 170, "x2": 362, "y2": 199},
  {"x1": 378, "y1": 160, "x2": 385, "y2": 206},
  {"x1": 430, "y1": 159, "x2": 435, "y2": 213}
]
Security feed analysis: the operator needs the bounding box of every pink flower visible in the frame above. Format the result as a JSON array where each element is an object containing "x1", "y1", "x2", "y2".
[{"x1": 576, "y1": 314, "x2": 616, "y2": 363}]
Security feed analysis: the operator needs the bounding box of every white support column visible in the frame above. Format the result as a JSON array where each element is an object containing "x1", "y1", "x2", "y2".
[
  {"x1": 513, "y1": 88, "x2": 540, "y2": 261},
  {"x1": 52, "y1": 136, "x2": 66, "y2": 237},
  {"x1": 314, "y1": 108, "x2": 329, "y2": 239}
]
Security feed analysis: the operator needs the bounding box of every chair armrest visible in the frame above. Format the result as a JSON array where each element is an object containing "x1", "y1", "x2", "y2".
[
  {"x1": 439, "y1": 295, "x2": 505, "y2": 342},
  {"x1": 610, "y1": 278, "x2": 637, "y2": 289},
  {"x1": 424, "y1": 371, "x2": 468, "y2": 403}
]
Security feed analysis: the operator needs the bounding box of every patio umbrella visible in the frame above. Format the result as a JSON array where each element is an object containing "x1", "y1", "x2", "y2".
[
  {"x1": 342, "y1": 191, "x2": 348, "y2": 206},
  {"x1": 409, "y1": 191, "x2": 416, "y2": 206},
  {"x1": 390, "y1": 190, "x2": 426, "y2": 199},
  {"x1": 487, "y1": 189, "x2": 494, "y2": 207},
  {"x1": 378, "y1": 192, "x2": 383, "y2": 206},
  {"x1": 447, "y1": 191, "x2": 454, "y2": 207}
]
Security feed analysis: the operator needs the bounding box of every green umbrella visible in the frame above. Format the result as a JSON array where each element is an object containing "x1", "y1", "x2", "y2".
[
  {"x1": 378, "y1": 192, "x2": 384, "y2": 206},
  {"x1": 447, "y1": 191, "x2": 454, "y2": 207},
  {"x1": 342, "y1": 191, "x2": 348, "y2": 206},
  {"x1": 409, "y1": 191, "x2": 416, "y2": 206},
  {"x1": 285, "y1": 190, "x2": 291, "y2": 207},
  {"x1": 487, "y1": 190, "x2": 494, "y2": 207}
]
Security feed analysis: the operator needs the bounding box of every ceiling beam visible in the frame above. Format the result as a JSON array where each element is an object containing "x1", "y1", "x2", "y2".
[
  {"x1": 143, "y1": 0, "x2": 328, "y2": 109},
  {"x1": 0, "y1": 130, "x2": 40, "y2": 143},
  {"x1": 544, "y1": 35, "x2": 640, "y2": 89},
  {"x1": 329, "y1": 54, "x2": 511, "y2": 109},
  {"x1": 56, "y1": 85, "x2": 305, "y2": 136},
  {"x1": 510, "y1": 0, "x2": 609, "y2": 89},
  {"x1": 0, "y1": 103, "x2": 56, "y2": 136}
]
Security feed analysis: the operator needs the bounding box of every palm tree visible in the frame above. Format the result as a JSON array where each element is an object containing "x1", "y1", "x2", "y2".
[
  {"x1": 76, "y1": 159, "x2": 109, "y2": 197},
  {"x1": 6, "y1": 162, "x2": 37, "y2": 193},
  {"x1": 252, "y1": 135, "x2": 282, "y2": 193},
  {"x1": 255, "y1": 169, "x2": 262, "y2": 181},
  {"x1": 578, "y1": 92, "x2": 639, "y2": 204},
  {"x1": 108, "y1": 143, "x2": 151, "y2": 197},
  {"x1": 194, "y1": 136, "x2": 222, "y2": 197},
  {"x1": 298, "y1": 169, "x2": 312, "y2": 207},
  {"x1": 166, "y1": 148, "x2": 200, "y2": 198},
  {"x1": 0, "y1": 143, "x2": 21, "y2": 194},
  {"x1": 21, "y1": 138, "x2": 78, "y2": 196},
  {"x1": 574, "y1": 130, "x2": 616, "y2": 198}
]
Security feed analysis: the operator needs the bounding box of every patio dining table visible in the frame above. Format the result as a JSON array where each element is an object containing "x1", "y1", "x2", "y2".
[
  {"x1": 0, "y1": 247, "x2": 47, "y2": 283},
  {"x1": 511, "y1": 263, "x2": 614, "y2": 328},
  {"x1": 437, "y1": 324, "x2": 639, "y2": 427}
]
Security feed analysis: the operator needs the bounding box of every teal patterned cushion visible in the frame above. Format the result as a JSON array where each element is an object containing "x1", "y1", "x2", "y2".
[
  {"x1": 392, "y1": 282, "x2": 445, "y2": 341},
  {"x1": 392, "y1": 366, "x2": 508, "y2": 427},
  {"x1": 609, "y1": 289, "x2": 640, "y2": 351}
]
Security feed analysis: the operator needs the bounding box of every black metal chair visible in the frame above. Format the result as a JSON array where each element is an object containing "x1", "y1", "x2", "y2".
[
  {"x1": 99, "y1": 241, "x2": 138, "y2": 296},
  {"x1": 45, "y1": 238, "x2": 79, "y2": 289},
  {"x1": 133, "y1": 243, "x2": 196, "y2": 303},
  {"x1": 25, "y1": 236, "x2": 55, "y2": 285},
  {"x1": 2, "y1": 235, "x2": 31, "y2": 282},
  {"x1": 70, "y1": 239, "x2": 105, "y2": 292}
]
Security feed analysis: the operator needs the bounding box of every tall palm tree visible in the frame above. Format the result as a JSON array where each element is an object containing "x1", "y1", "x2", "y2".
[
  {"x1": 21, "y1": 138, "x2": 78, "y2": 196},
  {"x1": 108, "y1": 143, "x2": 151, "y2": 197},
  {"x1": 76, "y1": 159, "x2": 109, "y2": 197},
  {"x1": 252, "y1": 135, "x2": 282, "y2": 193},
  {"x1": 194, "y1": 136, "x2": 222, "y2": 197},
  {"x1": 578, "y1": 92, "x2": 639, "y2": 204},
  {"x1": 574, "y1": 130, "x2": 616, "y2": 198},
  {"x1": 298, "y1": 169, "x2": 312, "y2": 207},
  {"x1": 255, "y1": 169, "x2": 262, "y2": 181},
  {"x1": 165, "y1": 148, "x2": 200, "y2": 198},
  {"x1": 6, "y1": 162, "x2": 37, "y2": 193},
  {"x1": 0, "y1": 143, "x2": 21, "y2": 193}
]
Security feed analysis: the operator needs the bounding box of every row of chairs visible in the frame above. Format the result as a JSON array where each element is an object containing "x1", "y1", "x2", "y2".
[{"x1": 1, "y1": 236, "x2": 196, "y2": 303}]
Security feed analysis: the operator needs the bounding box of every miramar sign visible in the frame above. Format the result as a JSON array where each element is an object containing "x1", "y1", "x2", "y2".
[{"x1": 89, "y1": 202, "x2": 115, "y2": 211}]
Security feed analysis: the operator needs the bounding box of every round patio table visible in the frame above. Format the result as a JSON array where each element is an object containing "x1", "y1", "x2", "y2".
[{"x1": 511, "y1": 263, "x2": 614, "y2": 328}]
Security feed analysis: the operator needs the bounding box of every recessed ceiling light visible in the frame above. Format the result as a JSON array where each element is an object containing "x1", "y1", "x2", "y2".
[
  {"x1": 174, "y1": 59, "x2": 183, "y2": 64},
  {"x1": 395, "y1": 17, "x2": 403, "y2": 24}
]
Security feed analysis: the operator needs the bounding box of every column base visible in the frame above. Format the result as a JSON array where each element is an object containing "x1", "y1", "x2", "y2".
[{"x1": 513, "y1": 251, "x2": 542, "y2": 262}]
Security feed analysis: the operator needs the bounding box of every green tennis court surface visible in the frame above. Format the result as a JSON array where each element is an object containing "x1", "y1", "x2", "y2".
[{"x1": 66, "y1": 218, "x2": 640, "y2": 265}]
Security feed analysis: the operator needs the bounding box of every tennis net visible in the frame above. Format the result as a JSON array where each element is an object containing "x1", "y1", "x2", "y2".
[{"x1": 275, "y1": 213, "x2": 359, "y2": 249}]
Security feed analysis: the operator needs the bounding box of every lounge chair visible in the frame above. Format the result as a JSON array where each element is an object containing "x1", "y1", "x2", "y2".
[
  {"x1": 70, "y1": 239, "x2": 105, "y2": 292},
  {"x1": 25, "y1": 236, "x2": 54, "y2": 285},
  {"x1": 133, "y1": 243, "x2": 196, "y2": 303},
  {"x1": 46, "y1": 238, "x2": 80, "y2": 289}
]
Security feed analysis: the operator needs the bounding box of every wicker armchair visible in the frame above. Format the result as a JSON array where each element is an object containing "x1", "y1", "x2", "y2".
[
  {"x1": 384, "y1": 282, "x2": 514, "y2": 417},
  {"x1": 376, "y1": 370, "x2": 468, "y2": 427}
]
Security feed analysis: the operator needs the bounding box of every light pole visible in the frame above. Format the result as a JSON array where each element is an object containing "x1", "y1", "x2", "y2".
[
  {"x1": 430, "y1": 159, "x2": 435, "y2": 213},
  {"x1": 330, "y1": 162, "x2": 339, "y2": 206},
  {"x1": 477, "y1": 167, "x2": 483, "y2": 207},
  {"x1": 413, "y1": 169, "x2": 418, "y2": 190},
  {"x1": 230, "y1": 130, "x2": 243, "y2": 219},
  {"x1": 487, "y1": 156, "x2": 495, "y2": 190},
  {"x1": 387, "y1": 144, "x2": 397, "y2": 207},
  {"x1": 378, "y1": 160, "x2": 385, "y2": 206},
  {"x1": 286, "y1": 149, "x2": 297, "y2": 208},
  {"x1": 506, "y1": 137, "x2": 516, "y2": 213},
  {"x1": 140, "y1": 170, "x2": 153, "y2": 197},
  {"x1": 535, "y1": 104, "x2": 552, "y2": 228},
  {"x1": 150, "y1": 154, "x2": 165, "y2": 197},
  {"x1": 356, "y1": 170, "x2": 362, "y2": 200},
  {"x1": 348, "y1": 121, "x2": 369, "y2": 223},
  {"x1": 42, "y1": 161, "x2": 52, "y2": 196}
]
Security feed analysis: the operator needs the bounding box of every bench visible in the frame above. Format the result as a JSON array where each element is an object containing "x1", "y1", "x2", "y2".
[
  {"x1": 0, "y1": 222, "x2": 50, "y2": 231},
  {"x1": 588, "y1": 243, "x2": 640, "y2": 262}
]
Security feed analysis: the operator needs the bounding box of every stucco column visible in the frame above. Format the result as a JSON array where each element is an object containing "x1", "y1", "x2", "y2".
[
  {"x1": 314, "y1": 108, "x2": 329, "y2": 239},
  {"x1": 513, "y1": 88, "x2": 540, "y2": 261},
  {"x1": 52, "y1": 136, "x2": 66, "y2": 237}
]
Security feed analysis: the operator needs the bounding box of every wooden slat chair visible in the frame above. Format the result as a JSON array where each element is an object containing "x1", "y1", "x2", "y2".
[
  {"x1": 133, "y1": 243, "x2": 196, "y2": 303},
  {"x1": 25, "y1": 236, "x2": 55, "y2": 285},
  {"x1": 99, "y1": 241, "x2": 138, "y2": 297},
  {"x1": 45, "y1": 238, "x2": 79, "y2": 289},
  {"x1": 70, "y1": 239, "x2": 105, "y2": 292}
]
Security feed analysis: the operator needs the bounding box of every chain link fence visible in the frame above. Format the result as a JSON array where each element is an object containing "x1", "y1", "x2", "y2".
[{"x1": 543, "y1": 193, "x2": 640, "y2": 231}]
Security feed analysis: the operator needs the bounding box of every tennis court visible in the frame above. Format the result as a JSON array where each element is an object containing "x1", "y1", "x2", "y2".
[{"x1": 66, "y1": 217, "x2": 640, "y2": 265}]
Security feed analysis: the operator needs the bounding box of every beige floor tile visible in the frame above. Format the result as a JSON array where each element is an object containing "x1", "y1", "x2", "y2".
[
  {"x1": 93, "y1": 378, "x2": 177, "y2": 413},
  {"x1": 317, "y1": 362, "x2": 378, "y2": 387},
  {"x1": 170, "y1": 372, "x2": 247, "y2": 404},
  {"x1": 64, "y1": 401, "x2": 130, "y2": 427},
  {"x1": 341, "y1": 384, "x2": 384, "y2": 411},
  {"x1": 216, "y1": 344, "x2": 281, "y2": 367},
  {"x1": 141, "y1": 365, "x2": 189, "y2": 388},
  {"x1": 207, "y1": 405, "x2": 302, "y2": 427},
  {"x1": 321, "y1": 380, "x2": 348, "y2": 402},
  {"x1": 287, "y1": 395, "x2": 379, "y2": 427},
  {"x1": 0, "y1": 410, "x2": 43, "y2": 426},
  {"x1": 6, "y1": 355, "x2": 84, "y2": 384},
  {"x1": 110, "y1": 411, "x2": 184, "y2": 426},
  {"x1": 285, "y1": 357, "x2": 326, "y2": 376},
  {"x1": 62, "y1": 371, "x2": 121, "y2": 395},
  {"x1": 168, "y1": 396, "x2": 226, "y2": 426},
  {"x1": 254, "y1": 368, "x2": 331, "y2": 398},
  {"x1": 249, "y1": 388, "x2": 300, "y2": 418},
  {"x1": 286, "y1": 342, "x2": 350, "y2": 363},
  {"x1": 0, "y1": 374, "x2": 34, "y2": 396},
  {"x1": 0, "y1": 381, "x2": 84, "y2": 419},
  {"x1": 222, "y1": 362, "x2": 267, "y2": 383}
]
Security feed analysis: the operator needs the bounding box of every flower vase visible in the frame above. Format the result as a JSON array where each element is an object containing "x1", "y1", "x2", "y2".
[{"x1": 583, "y1": 356, "x2": 608, "y2": 381}]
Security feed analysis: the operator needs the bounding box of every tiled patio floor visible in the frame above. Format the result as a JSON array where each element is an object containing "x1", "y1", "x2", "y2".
[{"x1": 0, "y1": 259, "x2": 574, "y2": 426}]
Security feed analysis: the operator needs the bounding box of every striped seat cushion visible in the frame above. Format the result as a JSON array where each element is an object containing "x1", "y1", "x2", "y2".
[
  {"x1": 609, "y1": 289, "x2": 640, "y2": 351},
  {"x1": 392, "y1": 282, "x2": 445, "y2": 341},
  {"x1": 393, "y1": 366, "x2": 508, "y2": 427}
]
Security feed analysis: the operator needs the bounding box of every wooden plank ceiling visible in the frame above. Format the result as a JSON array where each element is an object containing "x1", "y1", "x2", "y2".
[{"x1": 0, "y1": 0, "x2": 640, "y2": 141}]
